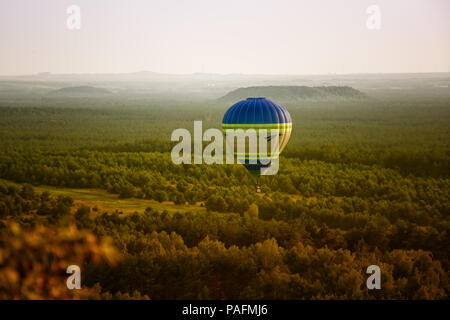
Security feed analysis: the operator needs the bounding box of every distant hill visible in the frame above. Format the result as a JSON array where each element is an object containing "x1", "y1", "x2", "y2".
[
  {"x1": 218, "y1": 86, "x2": 367, "y2": 103},
  {"x1": 48, "y1": 86, "x2": 112, "y2": 97}
]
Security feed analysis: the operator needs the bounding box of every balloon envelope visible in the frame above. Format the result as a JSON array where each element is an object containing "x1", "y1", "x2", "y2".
[{"x1": 222, "y1": 97, "x2": 292, "y2": 181}]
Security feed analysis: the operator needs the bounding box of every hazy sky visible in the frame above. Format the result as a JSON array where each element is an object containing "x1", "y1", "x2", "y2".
[{"x1": 0, "y1": 0, "x2": 449, "y2": 75}]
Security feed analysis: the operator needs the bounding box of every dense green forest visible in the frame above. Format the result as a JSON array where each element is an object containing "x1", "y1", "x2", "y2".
[{"x1": 0, "y1": 96, "x2": 449, "y2": 299}]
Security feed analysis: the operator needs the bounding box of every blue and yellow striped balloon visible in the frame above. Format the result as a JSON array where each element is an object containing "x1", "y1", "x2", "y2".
[{"x1": 222, "y1": 97, "x2": 292, "y2": 183}]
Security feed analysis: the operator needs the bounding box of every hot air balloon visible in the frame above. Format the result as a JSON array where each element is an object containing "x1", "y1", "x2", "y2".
[{"x1": 222, "y1": 97, "x2": 292, "y2": 192}]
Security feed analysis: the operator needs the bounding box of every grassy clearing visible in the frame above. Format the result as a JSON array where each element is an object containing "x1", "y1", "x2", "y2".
[{"x1": 2, "y1": 180, "x2": 205, "y2": 215}]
